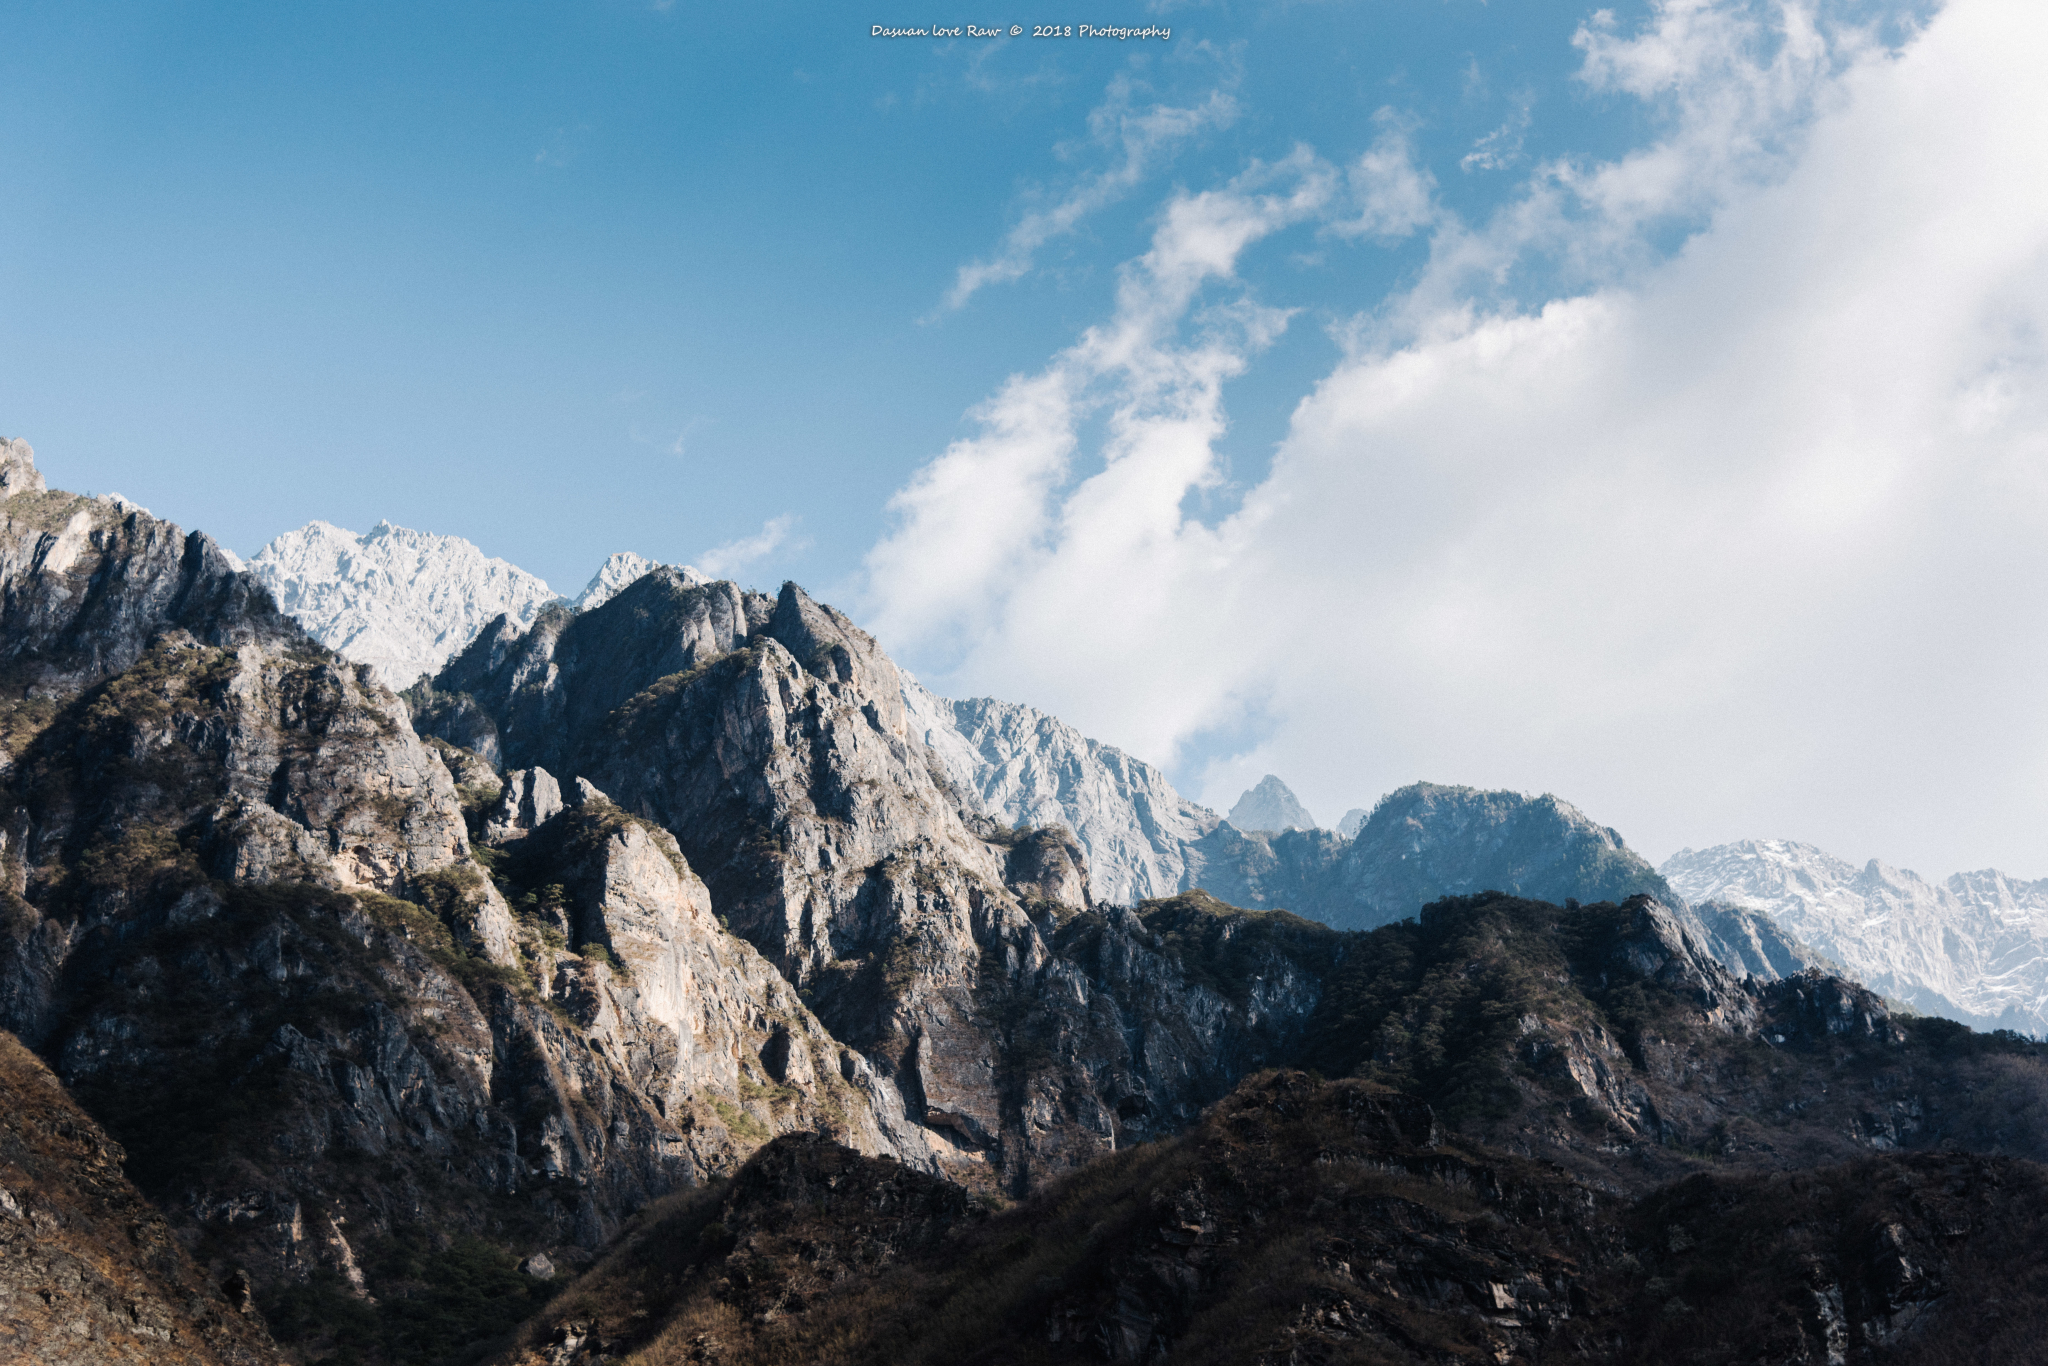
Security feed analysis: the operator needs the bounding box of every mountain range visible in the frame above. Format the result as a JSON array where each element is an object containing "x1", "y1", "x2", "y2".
[
  {"x1": 239, "y1": 510, "x2": 2048, "y2": 1040},
  {"x1": 4, "y1": 433, "x2": 2046, "y2": 1364}
]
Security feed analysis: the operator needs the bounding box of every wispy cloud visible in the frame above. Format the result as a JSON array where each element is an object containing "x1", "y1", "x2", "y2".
[
  {"x1": 868, "y1": 147, "x2": 1331, "y2": 667},
  {"x1": 1460, "y1": 104, "x2": 1531, "y2": 172},
  {"x1": 1329, "y1": 112, "x2": 1438, "y2": 240},
  {"x1": 934, "y1": 68, "x2": 1241, "y2": 315},
  {"x1": 534, "y1": 125, "x2": 590, "y2": 169},
  {"x1": 698, "y1": 515, "x2": 800, "y2": 577}
]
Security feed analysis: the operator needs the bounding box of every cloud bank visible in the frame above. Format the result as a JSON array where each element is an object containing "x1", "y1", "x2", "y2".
[{"x1": 864, "y1": 0, "x2": 2048, "y2": 878}]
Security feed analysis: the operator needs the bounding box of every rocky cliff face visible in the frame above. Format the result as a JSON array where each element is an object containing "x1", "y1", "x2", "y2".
[
  {"x1": 1663, "y1": 838, "x2": 2048, "y2": 1034},
  {"x1": 247, "y1": 520, "x2": 563, "y2": 690},
  {"x1": 0, "y1": 446, "x2": 937, "y2": 1361},
  {"x1": 418, "y1": 575, "x2": 1353, "y2": 1195}
]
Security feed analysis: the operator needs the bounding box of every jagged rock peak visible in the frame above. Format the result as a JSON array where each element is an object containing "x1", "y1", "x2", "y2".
[
  {"x1": 0, "y1": 437, "x2": 44, "y2": 499},
  {"x1": 248, "y1": 518, "x2": 560, "y2": 688},
  {"x1": 573, "y1": 551, "x2": 707, "y2": 611},
  {"x1": 1662, "y1": 838, "x2": 2048, "y2": 1034},
  {"x1": 1228, "y1": 774, "x2": 1318, "y2": 833},
  {"x1": 1336, "y1": 807, "x2": 1368, "y2": 838}
]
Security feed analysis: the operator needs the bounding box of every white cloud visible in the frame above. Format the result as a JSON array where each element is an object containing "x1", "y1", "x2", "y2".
[
  {"x1": 865, "y1": 0, "x2": 2048, "y2": 879},
  {"x1": 1330, "y1": 113, "x2": 1438, "y2": 239},
  {"x1": 698, "y1": 514, "x2": 800, "y2": 577},
  {"x1": 1460, "y1": 107, "x2": 1529, "y2": 173},
  {"x1": 936, "y1": 69, "x2": 1241, "y2": 313}
]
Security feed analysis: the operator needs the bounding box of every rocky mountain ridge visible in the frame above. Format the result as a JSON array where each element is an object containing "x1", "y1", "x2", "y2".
[
  {"x1": 1664, "y1": 838, "x2": 2048, "y2": 1035},
  {"x1": 495, "y1": 889, "x2": 2048, "y2": 1365},
  {"x1": 237, "y1": 497, "x2": 2042, "y2": 1054}
]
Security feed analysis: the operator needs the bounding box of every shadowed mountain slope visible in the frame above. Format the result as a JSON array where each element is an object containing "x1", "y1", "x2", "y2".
[
  {"x1": 0, "y1": 1028, "x2": 282, "y2": 1365},
  {"x1": 494, "y1": 1068, "x2": 2048, "y2": 1366}
]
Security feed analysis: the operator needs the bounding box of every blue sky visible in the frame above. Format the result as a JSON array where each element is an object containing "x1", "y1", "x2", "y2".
[
  {"x1": 7, "y1": 0, "x2": 2047, "y2": 880},
  {"x1": 1, "y1": 0, "x2": 1661, "y2": 580}
]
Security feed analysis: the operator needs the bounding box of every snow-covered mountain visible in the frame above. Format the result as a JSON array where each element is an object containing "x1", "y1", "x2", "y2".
[
  {"x1": 1662, "y1": 840, "x2": 2048, "y2": 1034},
  {"x1": 902, "y1": 679, "x2": 1221, "y2": 905},
  {"x1": 1227, "y1": 775, "x2": 1319, "y2": 833},
  {"x1": 248, "y1": 521, "x2": 561, "y2": 687}
]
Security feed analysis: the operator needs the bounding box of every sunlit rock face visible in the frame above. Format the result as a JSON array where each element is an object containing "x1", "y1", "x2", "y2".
[{"x1": 420, "y1": 576, "x2": 1343, "y2": 1194}]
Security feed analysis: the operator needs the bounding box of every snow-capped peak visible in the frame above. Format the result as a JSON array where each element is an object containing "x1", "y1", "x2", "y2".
[{"x1": 247, "y1": 520, "x2": 561, "y2": 689}]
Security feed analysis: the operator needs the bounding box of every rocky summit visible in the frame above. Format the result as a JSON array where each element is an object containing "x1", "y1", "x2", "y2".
[{"x1": 2, "y1": 433, "x2": 2046, "y2": 1365}]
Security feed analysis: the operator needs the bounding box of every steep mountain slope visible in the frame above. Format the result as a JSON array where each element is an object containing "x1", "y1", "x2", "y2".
[
  {"x1": 0, "y1": 445, "x2": 926, "y2": 1361},
  {"x1": 11, "y1": 429, "x2": 2048, "y2": 1363},
  {"x1": 0, "y1": 1029, "x2": 282, "y2": 1366},
  {"x1": 902, "y1": 680, "x2": 1222, "y2": 905},
  {"x1": 247, "y1": 520, "x2": 560, "y2": 687},
  {"x1": 1226, "y1": 773, "x2": 1319, "y2": 832},
  {"x1": 1664, "y1": 839, "x2": 2048, "y2": 1034}
]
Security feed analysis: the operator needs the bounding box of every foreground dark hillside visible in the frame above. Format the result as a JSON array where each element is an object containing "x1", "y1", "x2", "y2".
[
  {"x1": 498, "y1": 1070, "x2": 2048, "y2": 1366},
  {"x1": 0, "y1": 1029, "x2": 281, "y2": 1364}
]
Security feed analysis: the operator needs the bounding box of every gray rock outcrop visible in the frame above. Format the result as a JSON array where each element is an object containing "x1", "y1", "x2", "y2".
[
  {"x1": 423, "y1": 575, "x2": 1353, "y2": 1193},
  {"x1": 0, "y1": 437, "x2": 46, "y2": 499},
  {"x1": 486, "y1": 766, "x2": 565, "y2": 840},
  {"x1": 0, "y1": 443, "x2": 916, "y2": 1317}
]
